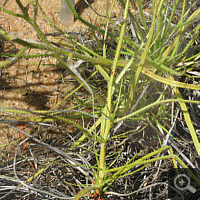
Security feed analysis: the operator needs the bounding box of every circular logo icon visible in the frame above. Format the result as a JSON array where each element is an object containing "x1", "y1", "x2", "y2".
[{"x1": 174, "y1": 174, "x2": 196, "y2": 193}]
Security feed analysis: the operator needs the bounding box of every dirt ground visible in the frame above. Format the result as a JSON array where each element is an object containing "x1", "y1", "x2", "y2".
[{"x1": 0, "y1": 0, "x2": 123, "y2": 150}]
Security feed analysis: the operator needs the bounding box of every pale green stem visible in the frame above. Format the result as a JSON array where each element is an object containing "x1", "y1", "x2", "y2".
[
  {"x1": 126, "y1": 0, "x2": 158, "y2": 112},
  {"x1": 98, "y1": 0, "x2": 130, "y2": 188},
  {"x1": 115, "y1": 98, "x2": 200, "y2": 123}
]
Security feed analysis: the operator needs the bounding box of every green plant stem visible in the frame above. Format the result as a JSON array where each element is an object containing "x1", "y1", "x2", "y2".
[
  {"x1": 5, "y1": 37, "x2": 123, "y2": 67},
  {"x1": 162, "y1": 7, "x2": 200, "y2": 61},
  {"x1": 142, "y1": 68, "x2": 200, "y2": 90},
  {"x1": 73, "y1": 186, "x2": 99, "y2": 200},
  {"x1": 115, "y1": 98, "x2": 200, "y2": 123},
  {"x1": 15, "y1": 0, "x2": 49, "y2": 44},
  {"x1": 169, "y1": 75, "x2": 200, "y2": 156},
  {"x1": 0, "y1": 46, "x2": 27, "y2": 68},
  {"x1": 103, "y1": 0, "x2": 116, "y2": 58},
  {"x1": 97, "y1": 0, "x2": 130, "y2": 191},
  {"x1": 126, "y1": 0, "x2": 158, "y2": 112}
]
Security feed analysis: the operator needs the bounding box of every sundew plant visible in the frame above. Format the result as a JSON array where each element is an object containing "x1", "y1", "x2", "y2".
[{"x1": 0, "y1": 0, "x2": 200, "y2": 199}]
